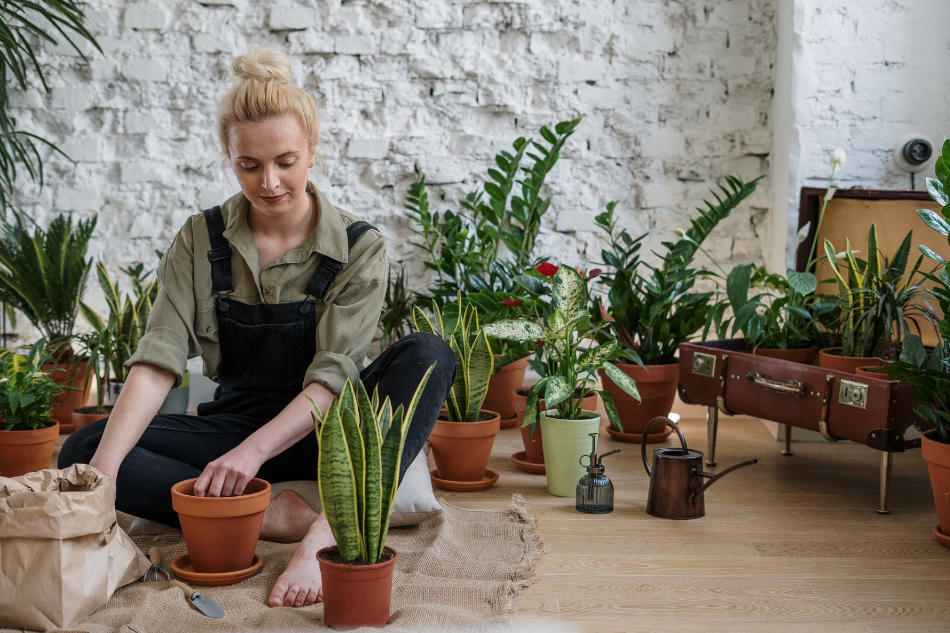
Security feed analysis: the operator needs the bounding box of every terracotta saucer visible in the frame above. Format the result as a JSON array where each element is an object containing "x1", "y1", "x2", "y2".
[
  {"x1": 499, "y1": 415, "x2": 519, "y2": 429},
  {"x1": 430, "y1": 468, "x2": 499, "y2": 492},
  {"x1": 170, "y1": 553, "x2": 263, "y2": 586},
  {"x1": 511, "y1": 451, "x2": 545, "y2": 474},
  {"x1": 607, "y1": 425, "x2": 673, "y2": 444},
  {"x1": 933, "y1": 525, "x2": 950, "y2": 548}
]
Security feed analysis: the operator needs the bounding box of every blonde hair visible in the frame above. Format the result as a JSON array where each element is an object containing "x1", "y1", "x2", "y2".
[{"x1": 216, "y1": 47, "x2": 319, "y2": 159}]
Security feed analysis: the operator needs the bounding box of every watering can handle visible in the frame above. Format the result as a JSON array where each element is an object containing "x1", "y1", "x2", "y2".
[{"x1": 641, "y1": 416, "x2": 689, "y2": 476}]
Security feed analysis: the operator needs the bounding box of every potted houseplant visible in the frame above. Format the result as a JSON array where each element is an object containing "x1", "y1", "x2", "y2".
[
  {"x1": 0, "y1": 338, "x2": 63, "y2": 477},
  {"x1": 413, "y1": 301, "x2": 499, "y2": 490},
  {"x1": 880, "y1": 137, "x2": 950, "y2": 545},
  {"x1": 73, "y1": 309, "x2": 115, "y2": 428},
  {"x1": 486, "y1": 266, "x2": 640, "y2": 497},
  {"x1": 820, "y1": 226, "x2": 935, "y2": 372},
  {"x1": 594, "y1": 174, "x2": 763, "y2": 442},
  {"x1": 0, "y1": 212, "x2": 96, "y2": 430},
  {"x1": 377, "y1": 262, "x2": 414, "y2": 356},
  {"x1": 314, "y1": 367, "x2": 434, "y2": 629}
]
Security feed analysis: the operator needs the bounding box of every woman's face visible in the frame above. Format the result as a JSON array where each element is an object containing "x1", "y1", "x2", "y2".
[{"x1": 228, "y1": 112, "x2": 316, "y2": 222}]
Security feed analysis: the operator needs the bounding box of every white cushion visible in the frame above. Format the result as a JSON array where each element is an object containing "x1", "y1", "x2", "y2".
[{"x1": 128, "y1": 447, "x2": 441, "y2": 536}]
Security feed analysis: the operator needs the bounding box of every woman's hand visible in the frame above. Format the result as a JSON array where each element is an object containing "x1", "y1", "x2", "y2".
[{"x1": 194, "y1": 441, "x2": 267, "y2": 498}]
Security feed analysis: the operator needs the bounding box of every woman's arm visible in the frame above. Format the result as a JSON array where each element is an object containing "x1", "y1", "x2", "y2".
[
  {"x1": 193, "y1": 381, "x2": 336, "y2": 497},
  {"x1": 89, "y1": 362, "x2": 176, "y2": 496}
]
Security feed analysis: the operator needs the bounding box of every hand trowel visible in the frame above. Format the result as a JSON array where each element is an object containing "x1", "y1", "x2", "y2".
[{"x1": 169, "y1": 579, "x2": 225, "y2": 618}]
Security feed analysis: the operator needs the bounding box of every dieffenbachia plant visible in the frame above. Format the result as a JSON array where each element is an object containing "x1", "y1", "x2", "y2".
[
  {"x1": 313, "y1": 365, "x2": 434, "y2": 565},
  {"x1": 413, "y1": 301, "x2": 493, "y2": 422},
  {"x1": 484, "y1": 265, "x2": 640, "y2": 433}
]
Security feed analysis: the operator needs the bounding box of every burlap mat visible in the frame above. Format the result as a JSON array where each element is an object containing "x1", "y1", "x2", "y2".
[{"x1": 46, "y1": 494, "x2": 544, "y2": 633}]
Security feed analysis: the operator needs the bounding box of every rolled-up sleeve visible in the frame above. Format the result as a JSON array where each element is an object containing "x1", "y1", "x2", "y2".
[
  {"x1": 125, "y1": 225, "x2": 202, "y2": 388},
  {"x1": 305, "y1": 232, "x2": 387, "y2": 394}
]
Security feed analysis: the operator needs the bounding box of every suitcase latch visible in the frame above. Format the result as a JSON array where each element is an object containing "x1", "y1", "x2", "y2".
[
  {"x1": 839, "y1": 380, "x2": 869, "y2": 409},
  {"x1": 692, "y1": 353, "x2": 716, "y2": 377}
]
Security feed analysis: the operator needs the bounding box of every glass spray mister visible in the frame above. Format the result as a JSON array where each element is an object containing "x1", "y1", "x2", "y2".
[{"x1": 576, "y1": 432, "x2": 620, "y2": 514}]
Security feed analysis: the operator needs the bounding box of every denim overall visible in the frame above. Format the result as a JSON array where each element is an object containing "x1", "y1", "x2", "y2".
[{"x1": 60, "y1": 206, "x2": 455, "y2": 528}]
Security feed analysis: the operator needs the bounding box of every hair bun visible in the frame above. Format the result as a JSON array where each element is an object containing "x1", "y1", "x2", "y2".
[{"x1": 231, "y1": 46, "x2": 293, "y2": 84}]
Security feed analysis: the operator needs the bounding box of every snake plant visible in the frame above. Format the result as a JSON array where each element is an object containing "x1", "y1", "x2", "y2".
[
  {"x1": 314, "y1": 365, "x2": 435, "y2": 565},
  {"x1": 412, "y1": 301, "x2": 493, "y2": 422}
]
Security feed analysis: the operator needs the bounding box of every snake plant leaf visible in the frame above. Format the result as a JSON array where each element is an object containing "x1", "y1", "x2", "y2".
[
  {"x1": 522, "y1": 377, "x2": 548, "y2": 433},
  {"x1": 78, "y1": 300, "x2": 104, "y2": 332},
  {"x1": 576, "y1": 341, "x2": 618, "y2": 374},
  {"x1": 317, "y1": 399, "x2": 362, "y2": 562},
  {"x1": 445, "y1": 333, "x2": 465, "y2": 421},
  {"x1": 412, "y1": 305, "x2": 436, "y2": 335},
  {"x1": 824, "y1": 239, "x2": 848, "y2": 287},
  {"x1": 465, "y1": 329, "x2": 494, "y2": 421},
  {"x1": 544, "y1": 375, "x2": 572, "y2": 409},
  {"x1": 361, "y1": 394, "x2": 383, "y2": 565},
  {"x1": 483, "y1": 319, "x2": 543, "y2": 341},
  {"x1": 864, "y1": 225, "x2": 880, "y2": 280},
  {"x1": 552, "y1": 265, "x2": 586, "y2": 322},
  {"x1": 337, "y1": 382, "x2": 365, "y2": 556},
  {"x1": 602, "y1": 363, "x2": 641, "y2": 402},
  {"x1": 598, "y1": 389, "x2": 624, "y2": 432},
  {"x1": 356, "y1": 379, "x2": 376, "y2": 435},
  {"x1": 890, "y1": 231, "x2": 913, "y2": 279},
  {"x1": 376, "y1": 398, "x2": 393, "y2": 447}
]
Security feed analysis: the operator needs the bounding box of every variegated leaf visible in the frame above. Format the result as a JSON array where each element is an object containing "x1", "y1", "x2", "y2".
[
  {"x1": 544, "y1": 375, "x2": 572, "y2": 409},
  {"x1": 576, "y1": 341, "x2": 618, "y2": 374},
  {"x1": 552, "y1": 265, "x2": 585, "y2": 321},
  {"x1": 412, "y1": 305, "x2": 436, "y2": 336},
  {"x1": 317, "y1": 400, "x2": 362, "y2": 561},
  {"x1": 599, "y1": 389, "x2": 624, "y2": 432},
  {"x1": 361, "y1": 394, "x2": 383, "y2": 564},
  {"x1": 603, "y1": 363, "x2": 641, "y2": 401},
  {"x1": 483, "y1": 319, "x2": 543, "y2": 342},
  {"x1": 465, "y1": 329, "x2": 494, "y2": 420}
]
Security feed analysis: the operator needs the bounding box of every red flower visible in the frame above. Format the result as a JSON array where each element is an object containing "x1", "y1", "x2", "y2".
[
  {"x1": 537, "y1": 262, "x2": 559, "y2": 278},
  {"x1": 500, "y1": 297, "x2": 524, "y2": 307},
  {"x1": 599, "y1": 301, "x2": 615, "y2": 323},
  {"x1": 588, "y1": 268, "x2": 602, "y2": 280}
]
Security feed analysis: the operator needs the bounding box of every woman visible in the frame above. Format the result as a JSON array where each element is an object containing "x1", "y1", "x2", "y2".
[{"x1": 59, "y1": 47, "x2": 454, "y2": 608}]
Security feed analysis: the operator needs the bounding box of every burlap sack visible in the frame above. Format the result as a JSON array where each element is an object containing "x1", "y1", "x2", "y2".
[{"x1": 0, "y1": 464, "x2": 150, "y2": 631}]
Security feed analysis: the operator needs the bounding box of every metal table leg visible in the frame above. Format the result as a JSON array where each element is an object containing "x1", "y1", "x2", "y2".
[
  {"x1": 782, "y1": 424, "x2": 793, "y2": 456},
  {"x1": 706, "y1": 405, "x2": 718, "y2": 467},
  {"x1": 877, "y1": 451, "x2": 893, "y2": 515}
]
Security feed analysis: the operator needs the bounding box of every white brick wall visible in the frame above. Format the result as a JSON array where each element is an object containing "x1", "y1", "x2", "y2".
[{"x1": 11, "y1": 0, "x2": 778, "y2": 311}]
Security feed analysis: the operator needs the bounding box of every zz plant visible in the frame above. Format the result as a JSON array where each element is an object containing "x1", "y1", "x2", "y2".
[
  {"x1": 413, "y1": 301, "x2": 493, "y2": 422},
  {"x1": 484, "y1": 265, "x2": 640, "y2": 433},
  {"x1": 313, "y1": 366, "x2": 434, "y2": 564}
]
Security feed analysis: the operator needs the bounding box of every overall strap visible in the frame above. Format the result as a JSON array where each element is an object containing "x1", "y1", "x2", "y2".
[
  {"x1": 306, "y1": 220, "x2": 377, "y2": 302},
  {"x1": 203, "y1": 206, "x2": 233, "y2": 294}
]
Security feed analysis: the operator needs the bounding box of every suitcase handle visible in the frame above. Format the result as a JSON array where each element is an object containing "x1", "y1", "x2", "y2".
[{"x1": 746, "y1": 371, "x2": 804, "y2": 395}]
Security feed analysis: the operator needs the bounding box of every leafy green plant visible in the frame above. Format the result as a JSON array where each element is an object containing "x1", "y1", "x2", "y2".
[
  {"x1": 823, "y1": 225, "x2": 934, "y2": 359},
  {"x1": 879, "y1": 137, "x2": 950, "y2": 443},
  {"x1": 595, "y1": 174, "x2": 764, "y2": 365},
  {"x1": 460, "y1": 286, "x2": 549, "y2": 372},
  {"x1": 0, "y1": 337, "x2": 63, "y2": 430},
  {"x1": 313, "y1": 366, "x2": 434, "y2": 564},
  {"x1": 378, "y1": 263, "x2": 414, "y2": 355},
  {"x1": 0, "y1": 211, "x2": 96, "y2": 356},
  {"x1": 0, "y1": 1, "x2": 101, "y2": 210},
  {"x1": 413, "y1": 302, "x2": 493, "y2": 422},
  {"x1": 405, "y1": 118, "x2": 582, "y2": 302},
  {"x1": 484, "y1": 265, "x2": 640, "y2": 432}
]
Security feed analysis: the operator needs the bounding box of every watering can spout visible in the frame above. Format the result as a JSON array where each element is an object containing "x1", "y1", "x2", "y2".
[{"x1": 690, "y1": 458, "x2": 758, "y2": 502}]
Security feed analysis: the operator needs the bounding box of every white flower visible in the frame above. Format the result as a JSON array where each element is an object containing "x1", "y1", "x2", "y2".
[{"x1": 830, "y1": 148, "x2": 846, "y2": 170}]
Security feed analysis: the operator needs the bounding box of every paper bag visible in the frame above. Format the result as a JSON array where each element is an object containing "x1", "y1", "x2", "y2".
[{"x1": 0, "y1": 464, "x2": 150, "y2": 630}]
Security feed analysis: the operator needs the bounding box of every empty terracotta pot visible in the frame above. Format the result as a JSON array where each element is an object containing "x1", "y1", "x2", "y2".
[
  {"x1": 752, "y1": 346, "x2": 817, "y2": 364},
  {"x1": 514, "y1": 389, "x2": 597, "y2": 465},
  {"x1": 597, "y1": 362, "x2": 677, "y2": 441},
  {"x1": 818, "y1": 348, "x2": 882, "y2": 373},
  {"x1": 171, "y1": 477, "x2": 271, "y2": 574},
  {"x1": 319, "y1": 546, "x2": 398, "y2": 629},
  {"x1": 0, "y1": 421, "x2": 59, "y2": 477},
  {"x1": 427, "y1": 411, "x2": 501, "y2": 481},
  {"x1": 483, "y1": 356, "x2": 528, "y2": 428}
]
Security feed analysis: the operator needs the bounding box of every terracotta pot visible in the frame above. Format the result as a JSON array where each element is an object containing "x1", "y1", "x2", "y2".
[
  {"x1": 0, "y1": 421, "x2": 59, "y2": 477},
  {"x1": 752, "y1": 346, "x2": 817, "y2": 364},
  {"x1": 922, "y1": 430, "x2": 950, "y2": 541},
  {"x1": 427, "y1": 411, "x2": 501, "y2": 482},
  {"x1": 483, "y1": 356, "x2": 528, "y2": 429},
  {"x1": 44, "y1": 358, "x2": 91, "y2": 434},
  {"x1": 514, "y1": 389, "x2": 597, "y2": 465},
  {"x1": 597, "y1": 362, "x2": 678, "y2": 439},
  {"x1": 319, "y1": 546, "x2": 397, "y2": 629},
  {"x1": 70, "y1": 405, "x2": 113, "y2": 429},
  {"x1": 171, "y1": 477, "x2": 271, "y2": 574},
  {"x1": 818, "y1": 348, "x2": 882, "y2": 374},
  {"x1": 855, "y1": 366, "x2": 889, "y2": 380}
]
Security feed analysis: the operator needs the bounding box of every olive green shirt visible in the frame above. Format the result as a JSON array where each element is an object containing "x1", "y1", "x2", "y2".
[{"x1": 126, "y1": 182, "x2": 387, "y2": 395}]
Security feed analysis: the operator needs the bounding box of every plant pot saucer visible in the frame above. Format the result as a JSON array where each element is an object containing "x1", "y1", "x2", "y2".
[
  {"x1": 170, "y1": 553, "x2": 263, "y2": 586},
  {"x1": 430, "y1": 468, "x2": 499, "y2": 491},
  {"x1": 933, "y1": 525, "x2": 950, "y2": 549},
  {"x1": 499, "y1": 415, "x2": 519, "y2": 429},
  {"x1": 510, "y1": 451, "x2": 545, "y2": 474},
  {"x1": 607, "y1": 425, "x2": 673, "y2": 444}
]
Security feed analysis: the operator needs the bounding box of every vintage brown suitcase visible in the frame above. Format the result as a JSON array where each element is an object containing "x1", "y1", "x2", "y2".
[{"x1": 678, "y1": 340, "x2": 929, "y2": 514}]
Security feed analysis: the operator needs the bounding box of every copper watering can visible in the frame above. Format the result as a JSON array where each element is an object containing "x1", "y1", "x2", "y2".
[{"x1": 641, "y1": 417, "x2": 757, "y2": 520}]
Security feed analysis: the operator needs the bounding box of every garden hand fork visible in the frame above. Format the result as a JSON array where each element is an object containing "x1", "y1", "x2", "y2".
[{"x1": 142, "y1": 547, "x2": 171, "y2": 582}]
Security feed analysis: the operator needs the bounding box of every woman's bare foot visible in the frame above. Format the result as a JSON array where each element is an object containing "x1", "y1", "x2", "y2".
[
  {"x1": 268, "y1": 513, "x2": 336, "y2": 607},
  {"x1": 260, "y1": 490, "x2": 320, "y2": 543}
]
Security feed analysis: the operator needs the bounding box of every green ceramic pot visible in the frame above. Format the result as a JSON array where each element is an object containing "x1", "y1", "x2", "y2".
[{"x1": 540, "y1": 411, "x2": 601, "y2": 497}]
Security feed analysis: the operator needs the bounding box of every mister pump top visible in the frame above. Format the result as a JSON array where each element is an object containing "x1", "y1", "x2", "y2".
[{"x1": 576, "y1": 433, "x2": 620, "y2": 514}]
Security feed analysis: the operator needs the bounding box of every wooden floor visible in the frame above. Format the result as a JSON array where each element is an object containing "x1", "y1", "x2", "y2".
[{"x1": 430, "y1": 412, "x2": 950, "y2": 633}]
